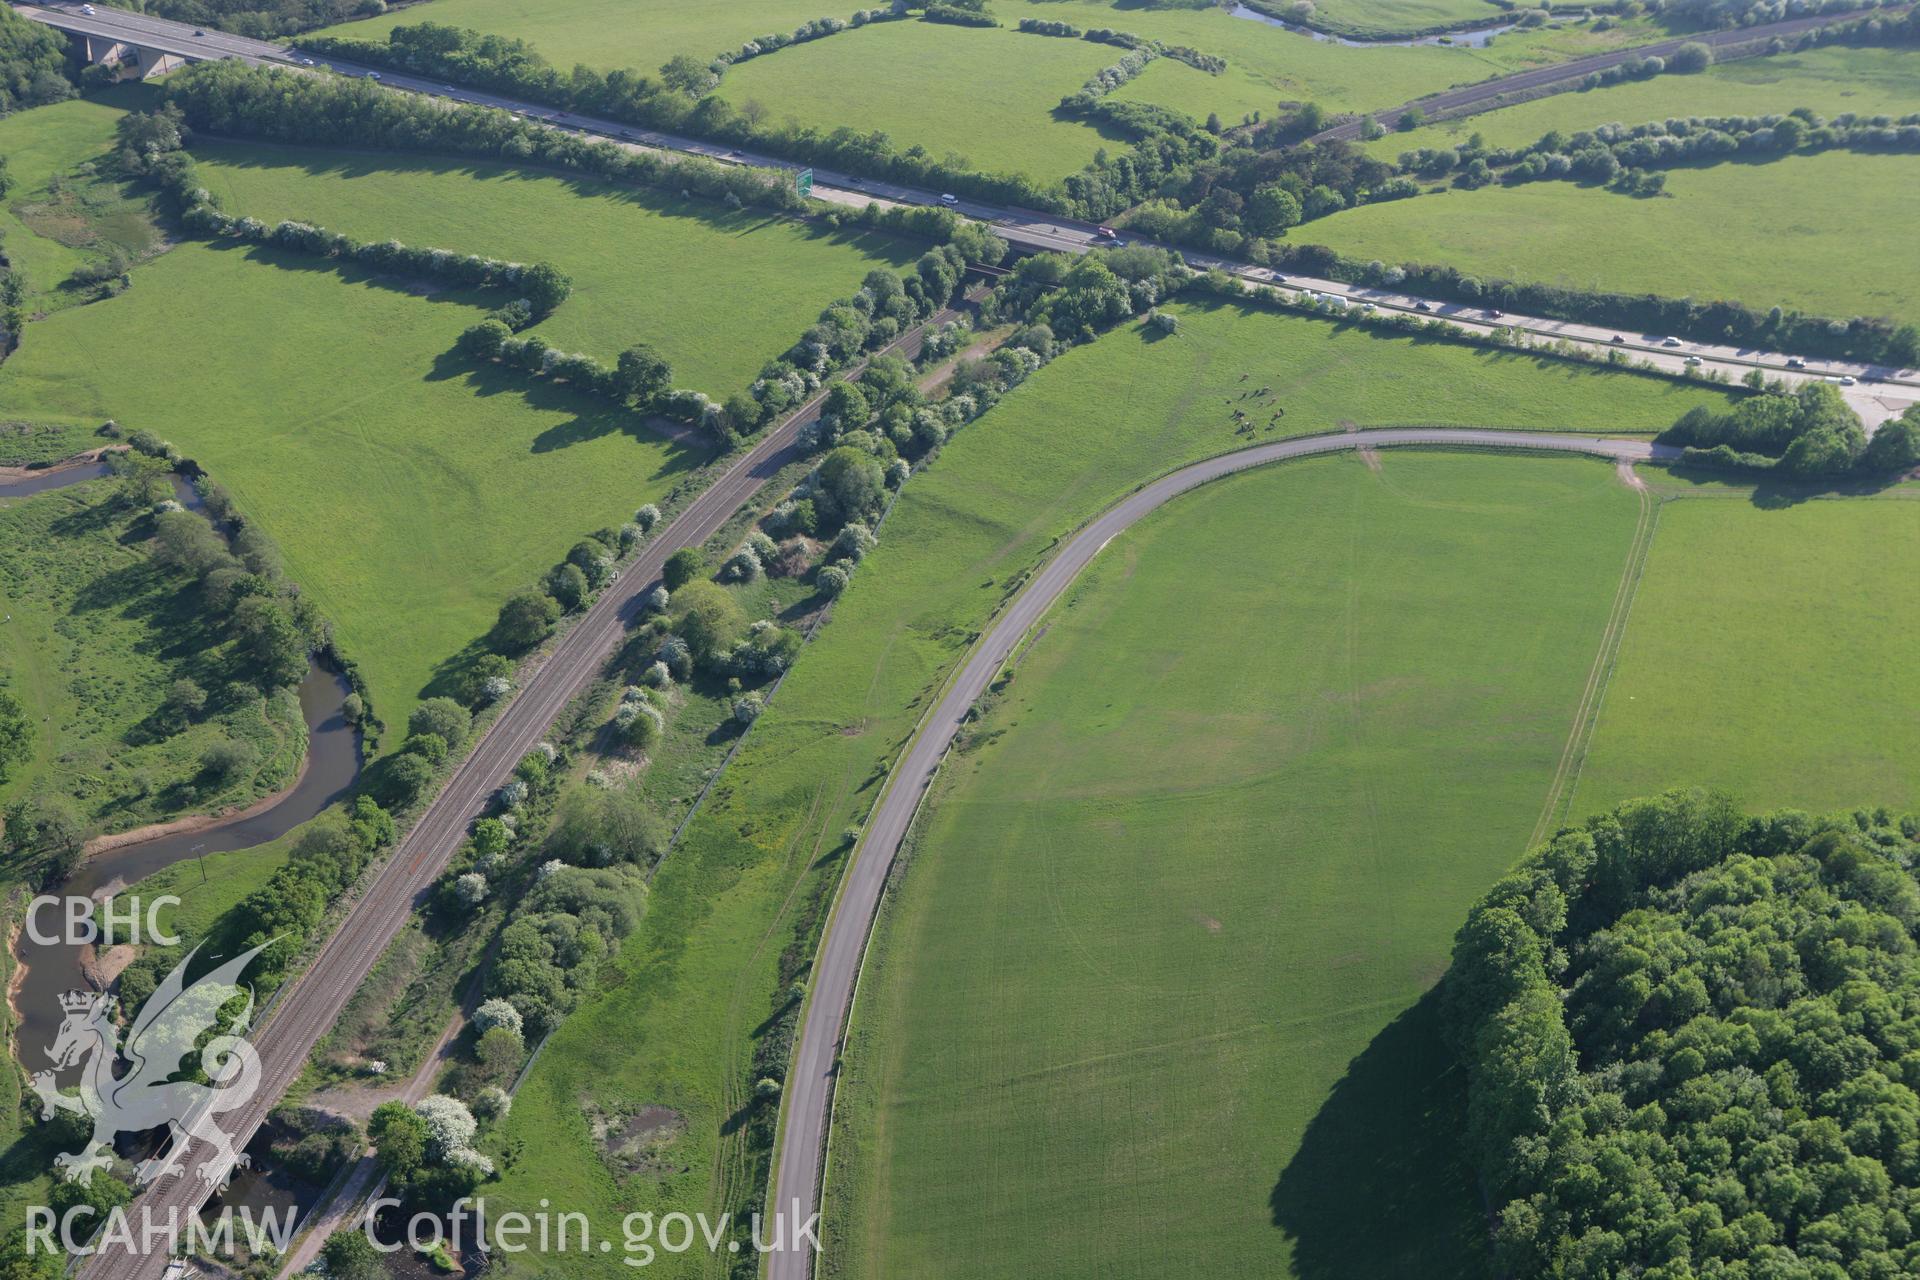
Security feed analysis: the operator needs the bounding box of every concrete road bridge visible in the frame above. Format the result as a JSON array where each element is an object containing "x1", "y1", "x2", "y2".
[{"x1": 15, "y1": 1, "x2": 289, "y2": 78}]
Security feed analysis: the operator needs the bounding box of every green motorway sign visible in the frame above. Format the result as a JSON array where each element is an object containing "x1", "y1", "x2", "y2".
[{"x1": 796, "y1": 167, "x2": 814, "y2": 198}]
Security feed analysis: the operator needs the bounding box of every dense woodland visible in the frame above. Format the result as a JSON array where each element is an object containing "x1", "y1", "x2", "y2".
[
  {"x1": 0, "y1": 4, "x2": 71, "y2": 115},
  {"x1": 1447, "y1": 790, "x2": 1920, "y2": 1279}
]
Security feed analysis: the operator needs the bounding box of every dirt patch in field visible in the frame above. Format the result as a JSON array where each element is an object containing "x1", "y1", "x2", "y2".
[
  {"x1": 305, "y1": 1081, "x2": 408, "y2": 1127},
  {"x1": 1615, "y1": 458, "x2": 1648, "y2": 491},
  {"x1": 586, "y1": 1099, "x2": 688, "y2": 1180},
  {"x1": 1357, "y1": 446, "x2": 1383, "y2": 473}
]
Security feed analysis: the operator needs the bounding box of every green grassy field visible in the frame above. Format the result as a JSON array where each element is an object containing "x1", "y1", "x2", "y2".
[
  {"x1": 1304, "y1": 0, "x2": 1507, "y2": 34},
  {"x1": 1304, "y1": 150, "x2": 1920, "y2": 327},
  {"x1": 716, "y1": 20, "x2": 1129, "y2": 183},
  {"x1": 827, "y1": 450, "x2": 1646, "y2": 1280},
  {"x1": 1066, "y1": 1, "x2": 1668, "y2": 123},
  {"x1": 1571, "y1": 482, "x2": 1920, "y2": 819},
  {"x1": 479, "y1": 300, "x2": 1735, "y2": 1276},
  {"x1": 0, "y1": 477, "x2": 306, "y2": 832},
  {"x1": 1360, "y1": 46, "x2": 1920, "y2": 159},
  {"x1": 319, "y1": 0, "x2": 1656, "y2": 177},
  {"x1": 190, "y1": 141, "x2": 917, "y2": 392},
  {"x1": 314, "y1": 0, "x2": 832, "y2": 71},
  {"x1": 0, "y1": 242, "x2": 706, "y2": 736},
  {"x1": 0, "y1": 86, "x2": 163, "y2": 318}
]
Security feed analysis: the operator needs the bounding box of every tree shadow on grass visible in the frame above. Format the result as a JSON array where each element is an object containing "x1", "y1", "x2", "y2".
[
  {"x1": 191, "y1": 141, "x2": 928, "y2": 266},
  {"x1": 424, "y1": 346, "x2": 720, "y2": 465},
  {"x1": 203, "y1": 236, "x2": 494, "y2": 311},
  {"x1": 1270, "y1": 988, "x2": 1490, "y2": 1280},
  {"x1": 1651, "y1": 461, "x2": 1914, "y2": 510}
]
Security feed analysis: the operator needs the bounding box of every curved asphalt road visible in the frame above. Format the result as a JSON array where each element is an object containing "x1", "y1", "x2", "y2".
[
  {"x1": 72, "y1": 298, "x2": 970, "y2": 1280},
  {"x1": 767, "y1": 427, "x2": 1683, "y2": 1280}
]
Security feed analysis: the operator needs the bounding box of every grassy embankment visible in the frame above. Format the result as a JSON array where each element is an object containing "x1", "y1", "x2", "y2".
[{"x1": 477, "y1": 298, "x2": 1735, "y2": 1277}]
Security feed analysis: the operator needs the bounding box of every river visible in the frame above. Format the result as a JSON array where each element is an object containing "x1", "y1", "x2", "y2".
[
  {"x1": 3, "y1": 457, "x2": 364, "y2": 1074},
  {"x1": 1229, "y1": 3, "x2": 1515, "y2": 47}
]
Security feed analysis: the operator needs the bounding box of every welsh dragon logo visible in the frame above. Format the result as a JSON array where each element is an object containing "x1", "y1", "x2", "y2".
[{"x1": 29, "y1": 943, "x2": 269, "y2": 1188}]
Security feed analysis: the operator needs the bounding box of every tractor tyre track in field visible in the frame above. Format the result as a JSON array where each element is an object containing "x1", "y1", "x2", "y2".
[{"x1": 769, "y1": 427, "x2": 1684, "y2": 1280}]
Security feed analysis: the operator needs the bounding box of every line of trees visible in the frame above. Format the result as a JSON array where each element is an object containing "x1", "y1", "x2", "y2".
[
  {"x1": 922, "y1": 1, "x2": 998, "y2": 28},
  {"x1": 114, "y1": 797, "x2": 396, "y2": 1015},
  {"x1": 1405, "y1": 107, "x2": 1920, "y2": 196},
  {"x1": 158, "y1": 59, "x2": 808, "y2": 214},
  {"x1": 1663, "y1": 391, "x2": 1920, "y2": 477},
  {"x1": 1444, "y1": 789, "x2": 1920, "y2": 1278},
  {"x1": 295, "y1": 22, "x2": 1056, "y2": 210},
  {"x1": 724, "y1": 221, "x2": 998, "y2": 438},
  {"x1": 295, "y1": 11, "x2": 1225, "y2": 219},
  {"x1": 707, "y1": 8, "x2": 900, "y2": 82},
  {"x1": 1017, "y1": 17, "x2": 1228, "y2": 74},
  {"x1": 457, "y1": 205, "x2": 1000, "y2": 446},
  {"x1": 142, "y1": 0, "x2": 380, "y2": 40},
  {"x1": 121, "y1": 103, "x2": 570, "y2": 314},
  {"x1": 488, "y1": 522, "x2": 647, "y2": 660},
  {"x1": 1251, "y1": 243, "x2": 1920, "y2": 367},
  {"x1": 1658, "y1": 0, "x2": 1894, "y2": 30}
]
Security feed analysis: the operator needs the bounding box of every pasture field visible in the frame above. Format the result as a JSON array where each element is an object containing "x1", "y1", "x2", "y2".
[
  {"x1": 0, "y1": 478, "x2": 306, "y2": 832},
  {"x1": 1297, "y1": 0, "x2": 1509, "y2": 35},
  {"x1": 1069, "y1": 1, "x2": 1668, "y2": 123},
  {"x1": 0, "y1": 86, "x2": 162, "y2": 318},
  {"x1": 715, "y1": 20, "x2": 1130, "y2": 183},
  {"x1": 1303, "y1": 150, "x2": 1920, "y2": 327},
  {"x1": 1360, "y1": 46, "x2": 1920, "y2": 158},
  {"x1": 0, "y1": 242, "x2": 706, "y2": 735},
  {"x1": 320, "y1": 0, "x2": 1658, "y2": 177},
  {"x1": 1571, "y1": 483, "x2": 1920, "y2": 819},
  {"x1": 826, "y1": 450, "x2": 1646, "y2": 1280},
  {"x1": 313, "y1": 0, "x2": 832, "y2": 71},
  {"x1": 190, "y1": 142, "x2": 918, "y2": 393},
  {"x1": 479, "y1": 301, "x2": 1734, "y2": 1276}
]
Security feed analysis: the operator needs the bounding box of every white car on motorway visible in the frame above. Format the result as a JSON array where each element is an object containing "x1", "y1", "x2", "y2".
[{"x1": 939, "y1": 193, "x2": 959, "y2": 206}]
